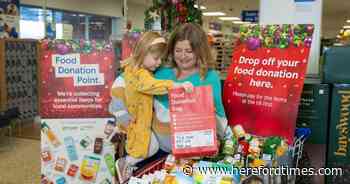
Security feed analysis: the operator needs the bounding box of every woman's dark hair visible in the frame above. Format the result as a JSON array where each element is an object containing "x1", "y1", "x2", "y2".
[{"x1": 167, "y1": 23, "x2": 215, "y2": 79}]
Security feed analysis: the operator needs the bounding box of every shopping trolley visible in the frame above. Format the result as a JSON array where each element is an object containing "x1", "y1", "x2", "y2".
[
  {"x1": 257, "y1": 127, "x2": 311, "y2": 184},
  {"x1": 128, "y1": 127, "x2": 311, "y2": 184}
]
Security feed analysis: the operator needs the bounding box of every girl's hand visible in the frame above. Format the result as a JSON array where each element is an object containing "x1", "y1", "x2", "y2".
[
  {"x1": 178, "y1": 81, "x2": 194, "y2": 93},
  {"x1": 173, "y1": 82, "x2": 194, "y2": 93},
  {"x1": 183, "y1": 81, "x2": 194, "y2": 93}
]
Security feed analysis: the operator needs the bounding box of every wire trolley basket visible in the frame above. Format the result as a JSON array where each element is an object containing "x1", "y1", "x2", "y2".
[{"x1": 129, "y1": 128, "x2": 311, "y2": 184}]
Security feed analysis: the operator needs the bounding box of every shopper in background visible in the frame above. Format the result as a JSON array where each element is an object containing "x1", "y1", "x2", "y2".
[
  {"x1": 152, "y1": 23, "x2": 233, "y2": 153},
  {"x1": 111, "y1": 32, "x2": 192, "y2": 183}
]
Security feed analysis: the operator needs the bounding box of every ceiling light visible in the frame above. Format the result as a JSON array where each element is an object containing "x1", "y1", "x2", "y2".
[
  {"x1": 347, "y1": 20, "x2": 350, "y2": 23},
  {"x1": 233, "y1": 21, "x2": 250, "y2": 24},
  {"x1": 219, "y1": 17, "x2": 240, "y2": 21},
  {"x1": 194, "y1": 4, "x2": 207, "y2": 10},
  {"x1": 343, "y1": 25, "x2": 350, "y2": 29},
  {"x1": 203, "y1": 12, "x2": 226, "y2": 16}
]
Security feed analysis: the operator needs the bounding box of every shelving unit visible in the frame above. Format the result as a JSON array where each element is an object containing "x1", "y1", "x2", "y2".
[
  {"x1": 0, "y1": 39, "x2": 39, "y2": 120},
  {"x1": 212, "y1": 33, "x2": 238, "y2": 80}
]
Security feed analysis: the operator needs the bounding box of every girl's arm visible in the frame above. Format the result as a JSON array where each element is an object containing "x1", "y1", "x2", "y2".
[{"x1": 132, "y1": 69, "x2": 174, "y2": 95}]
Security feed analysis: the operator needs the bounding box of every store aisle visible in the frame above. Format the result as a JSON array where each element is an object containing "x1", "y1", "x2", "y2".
[{"x1": 0, "y1": 138, "x2": 40, "y2": 184}]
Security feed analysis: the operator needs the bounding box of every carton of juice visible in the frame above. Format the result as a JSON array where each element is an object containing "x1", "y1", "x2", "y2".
[
  {"x1": 41, "y1": 122, "x2": 61, "y2": 147},
  {"x1": 64, "y1": 136, "x2": 78, "y2": 161}
]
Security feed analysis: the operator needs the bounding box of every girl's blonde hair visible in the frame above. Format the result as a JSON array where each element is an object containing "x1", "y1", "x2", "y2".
[
  {"x1": 123, "y1": 32, "x2": 167, "y2": 68},
  {"x1": 167, "y1": 23, "x2": 215, "y2": 79}
]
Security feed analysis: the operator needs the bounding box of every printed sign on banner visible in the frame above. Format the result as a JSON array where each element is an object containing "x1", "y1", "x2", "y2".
[
  {"x1": 40, "y1": 118, "x2": 116, "y2": 184},
  {"x1": 223, "y1": 24, "x2": 314, "y2": 144},
  {"x1": 169, "y1": 86, "x2": 218, "y2": 158},
  {"x1": 39, "y1": 40, "x2": 115, "y2": 118}
]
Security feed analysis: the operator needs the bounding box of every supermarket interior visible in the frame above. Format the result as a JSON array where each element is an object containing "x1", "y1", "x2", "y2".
[{"x1": 0, "y1": 0, "x2": 349, "y2": 184}]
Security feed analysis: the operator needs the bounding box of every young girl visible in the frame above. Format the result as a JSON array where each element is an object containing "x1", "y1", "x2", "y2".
[{"x1": 115, "y1": 32, "x2": 192, "y2": 183}]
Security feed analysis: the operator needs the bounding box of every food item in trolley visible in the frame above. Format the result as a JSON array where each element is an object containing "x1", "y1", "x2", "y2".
[
  {"x1": 164, "y1": 154, "x2": 176, "y2": 172},
  {"x1": 54, "y1": 157, "x2": 67, "y2": 172},
  {"x1": 139, "y1": 170, "x2": 167, "y2": 184},
  {"x1": 64, "y1": 136, "x2": 78, "y2": 161},
  {"x1": 80, "y1": 155, "x2": 101, "y2": 182},
  {"x1": 80, "y1": 136, "x2": 92, "y2": 149},
  {"x1": 66, "y1": 164, "x2": 79, "y2": 177},
  {"x1": 128, "y1": 177, "x2": 149, "y2": 184},
  {"x1": 164, "y1": 172, "x2": 193, "y2": 184},
  {"x1": 56, "y1": 176, "x2": 66, "y2": 184},
  {"x1": 222, "y1": 139, "x2": 235, "y2": 155},
  {"x1": 233, "y1": 125, "x2": 246, "y2": 141},
  {"x1": 99, "y1": 178, "x2": 112, "y2": 184},
  {"x1": 104, "y1": 153, "x2": 115, "y2": 176},
  {"x1": 192, "y1": 161, "x2": 240, "y2": 184},
  {"x1": 41, "y1": 122, "x2": 61, "y2": 147},
  {"x1": 104, "y1": 120, "x2": 116, "y2": 139},
  {"x1": 94, "y1": 137, "x2": 103, "y2": 154},
  {"x1": 41, "y1": 147, "x2": 52, "y2": 163}
]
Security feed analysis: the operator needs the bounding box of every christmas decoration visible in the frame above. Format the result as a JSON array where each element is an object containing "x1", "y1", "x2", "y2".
[
  {"x1": 240, "y1": 24, "x2": 314, "y2": 50},
  {"x1": 40, "y1": 39, "x2": 113, "y2": 54},
  {"x1": 144, "y1": 0, "x2": 202, "y2": 32},
  {"x1": 246, "y1": 37, "x2": 261, "y2": 51}
]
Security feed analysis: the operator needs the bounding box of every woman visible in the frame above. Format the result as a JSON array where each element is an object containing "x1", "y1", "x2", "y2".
[
  {"x1": 110, "y1": 23, "x2": 232, "y2": 163},
  {"x1": 152, "y1": 23, "x2": 232, "y2": 152}
]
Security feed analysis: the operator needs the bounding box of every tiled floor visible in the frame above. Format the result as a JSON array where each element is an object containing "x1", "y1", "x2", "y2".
[
  {"x1": 0, "y1": 121, "x2": 40, "y2": 184},
  {"x1": 0, "y1": 137, "x2": 40, "y2": 184}
]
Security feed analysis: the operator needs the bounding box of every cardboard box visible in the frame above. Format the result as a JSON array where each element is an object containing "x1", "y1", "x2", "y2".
[
  {"x1": 321, "y1": 46, "x2": 350, "y2": 83},
  {"x1": 297, "y1": 80, "x2": 330, "y2": 144},
  {"x1": 327, "y1": 84, "x2": 350, "y2": 165}
]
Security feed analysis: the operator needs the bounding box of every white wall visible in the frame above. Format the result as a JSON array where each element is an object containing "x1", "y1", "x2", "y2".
[
  {"x1": 260, "y1": 0, "x2": 322, "y2": 75},
  {"x1": 21, "y1": 0, "x2": 122, "y2": 17}
]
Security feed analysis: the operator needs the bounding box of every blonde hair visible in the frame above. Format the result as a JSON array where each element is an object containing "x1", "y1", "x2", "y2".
[
  {"x1": 167, "y1": 23, "x2": 215, "y2": 79},
  {"x1": 123, "y1": 32, "x2": 167, "y2": 68}
]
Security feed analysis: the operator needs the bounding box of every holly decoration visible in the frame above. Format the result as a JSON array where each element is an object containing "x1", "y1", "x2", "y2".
[
  {"x1": 145, "y1": 0, "x2": 202, "y2": 32},
  {"x1": 239, "y1": 24, "x2": 315, "y2": 50},
  {"x1": 40, "y1": 39, "x2": 113, "y2": 54}
]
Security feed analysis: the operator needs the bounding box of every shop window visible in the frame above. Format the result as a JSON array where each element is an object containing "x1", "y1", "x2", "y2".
[
  {"x1": 20, "y1": 6, "x2": 45, "y2": 39},
  {"x1": 20, "y1": 5, "x2": 112, "y2": 41},
  {"x1": 89, "y1": 16, "x2": 112, "y2": 41}
]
